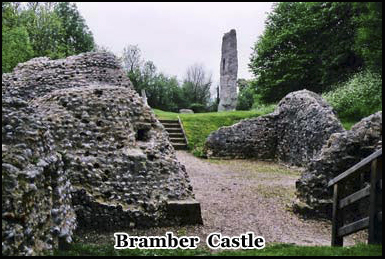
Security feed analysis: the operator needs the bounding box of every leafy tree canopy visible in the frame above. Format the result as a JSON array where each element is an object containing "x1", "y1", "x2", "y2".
[
  {"x1": 2, "y1": 2, "x2": 95, "y2": 73},
  {"x1": 249, "y1": 2, "x2": 381, "y2": 103}
]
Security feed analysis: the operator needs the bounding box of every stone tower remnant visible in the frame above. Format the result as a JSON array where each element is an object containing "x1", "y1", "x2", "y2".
[{"x1": 218, "y1": 29, "x2": 238, "y2": 111}]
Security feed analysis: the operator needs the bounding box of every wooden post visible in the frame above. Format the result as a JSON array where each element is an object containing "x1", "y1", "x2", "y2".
[
  {"x1": 368, "y1": 158, "x2": 382, "y2": 244},
  {"x1": 332, "y1": 183, "x2": 344, "y2": 246}
]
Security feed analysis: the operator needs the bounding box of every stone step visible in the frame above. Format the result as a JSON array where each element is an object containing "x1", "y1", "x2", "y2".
[
  {"x1": 163, "y1": 123, "x2": 181, "y2": 128},
  {"x1": 159, "y1": 119, "x2": 179, "y2": 124},
  {"x1": 159, "y1": 119, "x2": 188, "y2": 150},
  {"x1": 166, "y1": 128, "x2": 183, "y2": 134},
  {"x1": 173, "y1": 143, "x2": 188, "y2": 150},
  {"x1": 170, "y1": 138, "x2": 186, "y2": 143},
  {"x1": 168, "y1": 133, "x2": 185, "y2": 139},
  {"x1": 166, "y1": 199, "x2": 203, "y2": 225}
]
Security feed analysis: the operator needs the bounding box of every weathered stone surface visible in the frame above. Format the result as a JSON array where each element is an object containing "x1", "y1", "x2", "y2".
[
  {"x1": 207, "y1": 89, "x2": 382, "y2": 216},
  {"x1": 205, "y1": 112, "x2": 279, "y2": 159},
  {"x1": 2, "y1": 52, "x2": 200, "y2": 256},
  {"x1": 166, "y1": 200, "x2": 203, "y2": 225},
  {"x1": 2, "y1": 99, "x2": 76, "y2": 256},
  {"x1": 206, "y1": 90, "x2": 344, "y2": 166},
  {"x1": 2, "y1": 52, "x2": 131, "y2": 100},
  {"x1": 218, "y1": 29, "x2": 238, "y2": 111},
  {"x1": 31, "y1": 85, "x2": 195, "y2": 230},
  {"x1": 275, "y1": 90, "x2": 344, "y2": 166},
  {"x1": 295, "y1": 111, "x2": 382, "y2": 214}
]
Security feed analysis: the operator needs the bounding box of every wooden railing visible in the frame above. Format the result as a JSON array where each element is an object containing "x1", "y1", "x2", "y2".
[{"x1": 328, "y1": 148, "x2": 382, "y2": 246}]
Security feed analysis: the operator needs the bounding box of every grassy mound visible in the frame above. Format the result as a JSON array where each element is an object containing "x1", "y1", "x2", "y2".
[{"x1": 154, "y1": 109, "x2": 274, "y2": 157}]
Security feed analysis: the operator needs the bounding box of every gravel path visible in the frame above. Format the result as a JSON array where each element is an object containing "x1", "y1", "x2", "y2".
[
  {"x1": 76, "y1": 151, "x2": 366, "y2": 248},
  {"x1": 176, "y1": 151, "x2": 332, "y2": 246}
]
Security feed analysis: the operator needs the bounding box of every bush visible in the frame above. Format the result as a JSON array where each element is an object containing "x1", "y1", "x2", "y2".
[
  {"x1": 236, "y1": 79, "x2": 256, "y2": 111},
  {"x1": 236, "y1": 86, "x2": 255, "y2": 110},
  {"x1": 189, "y1": 103, "x2": 206, "y2": 113},
  {"x1": 206, "y1": 100, "x2": 219, "y2": 112},
  {"x1": 323, "y1": 70, "x2": 382, "y2": 120}
]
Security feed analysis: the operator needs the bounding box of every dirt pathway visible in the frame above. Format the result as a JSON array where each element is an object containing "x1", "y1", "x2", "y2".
[{"x1": 76, "y1": 151, "x2": 366, "y2": 248}]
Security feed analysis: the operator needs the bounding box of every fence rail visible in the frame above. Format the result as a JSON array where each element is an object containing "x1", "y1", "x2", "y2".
[{"x1": 328, "y1": 148, "x2": 382, "y2": 246}]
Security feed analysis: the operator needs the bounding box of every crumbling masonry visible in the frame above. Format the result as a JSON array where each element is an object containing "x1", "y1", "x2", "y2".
[{"x1": 2, "y1": 52, "x2": 202, "y2": 256}]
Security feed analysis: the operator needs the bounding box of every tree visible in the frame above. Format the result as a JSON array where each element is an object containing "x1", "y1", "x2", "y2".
[
  {"x1": 2, "y1": 2, "x2": 95, "y2": 73},
  {"x1": 120, "y1": 45, "x2": 186, "y2": 112},
  {"x1": 2, "y1": 2, "x2": 34, "y2": 73},
  {"x1": 182, "y1": 64, "x2": 212, "y2": 107},
  {"x1": 207, "y1": 84, "x2": 220, "y2": 112},
  {"x1": 249, "y1": 2, "x2": 362, "y2": 103},
  {"x1": 147, "y1": 74, "x2": 185, "y2": 112},
  {"x1": 54, "y1": 2, "x2": 94, "y2": 56},
  {"x1": 22, "y1": 2, "x2": 63, "y2": 58},
  {"x1": 122, "y1": 44, "x2": 145, "y2": 95},
  {"x1": 122, "y1": 44, "x2": 143, "y2": 73},
  {"x1": 353, "y1": 2, "x2": 382, "y2": 73},
  {"x1": 236, "y1": 79, "x2": 255, "y2": 110}
]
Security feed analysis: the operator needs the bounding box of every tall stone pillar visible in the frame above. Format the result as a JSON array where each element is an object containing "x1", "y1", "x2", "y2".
[{"x1": 218, "y1": 29, "x2": 238, "y2": 111}]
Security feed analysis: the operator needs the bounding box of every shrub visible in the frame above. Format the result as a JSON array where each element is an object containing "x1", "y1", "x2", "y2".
[
  {"x1": 236, "y1": 79, "x2": 256, "y2": 111},
  {"x1": 189, "y1": 103, "x2": 206, "y2": 113},
  {"x1": 252, "y1": 103, "x2": 277, "y2": 115},
  {"x1": 236, "y1": 86, "x2": 255, "y2": 110},
  {"x1": 206, "y1": 100, "x2": 219, "y2": 112},
  {"x1": 323, "y1": 70, "x2": 382, "y2": 120}
]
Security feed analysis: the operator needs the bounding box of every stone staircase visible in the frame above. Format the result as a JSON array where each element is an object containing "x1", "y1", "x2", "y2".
[{"x1": 159, "y1": 118, "x2": 188, "y2": 150}]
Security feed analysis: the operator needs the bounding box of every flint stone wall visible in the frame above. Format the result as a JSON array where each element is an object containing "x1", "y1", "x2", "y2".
[
  {"x1": 205, "y1": 89, "x2": 382, "y2": 216},
  {"x1": 206, "y1": 90, "x2": 344, "y2": 166},
  {"x1": 296, "y1": 111, "x2": 382, "y2": 214},
  {"x1": 2, "y1": 99, "x2": 76, "y2": 256},
  {"x1": 2, "y1": 52, "x2": 199, "y2": 255},
  {"x1": 218, "y1": 29, "x2": 238, "y2": 111}
]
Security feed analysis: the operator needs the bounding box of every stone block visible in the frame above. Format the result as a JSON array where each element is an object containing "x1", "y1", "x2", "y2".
[{"x1": 166, "y1": 199, "x2": 203, "y2": 225}]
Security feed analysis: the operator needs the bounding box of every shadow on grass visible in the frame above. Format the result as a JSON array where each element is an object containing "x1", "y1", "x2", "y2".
[{"x1": 52, "y1": 242, "x2": 382, "y2": 256}]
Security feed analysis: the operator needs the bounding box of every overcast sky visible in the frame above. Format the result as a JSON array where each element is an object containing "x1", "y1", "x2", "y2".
[{"x1": 76, "y1": 2, "x2": 274, "y2": 91}]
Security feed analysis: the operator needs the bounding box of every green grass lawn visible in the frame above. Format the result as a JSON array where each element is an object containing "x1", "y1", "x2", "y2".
[
  {"x1": 53, "y1": 243, "x2": 381, "y2": 256},
  {"x1": 340, "y1": 119, "x2": 359, "y2": 130},
  {"x1": 154, "y1": 108, "x2": 275, "y2": 157},
  {"x1": 154, "y1": 107, "x2": 359, "y2": 157}
]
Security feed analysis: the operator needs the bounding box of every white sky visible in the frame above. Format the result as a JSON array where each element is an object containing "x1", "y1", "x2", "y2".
[{"x1": 76, "y1": 2, "x2": 274, "y2": 92}]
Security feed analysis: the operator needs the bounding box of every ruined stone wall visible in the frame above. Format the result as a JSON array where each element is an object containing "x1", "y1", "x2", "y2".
[
  {"x1": 2, "y1": 52, "x2": 131, "y2": 101},
  {"x1": 32, "y1": 85, "x2": 194, "y2": 229},
  {"x1": 2, "y1": 99, "x2": 76, "y2": 256},
  {"x1": 205, "y1": 112, "x2": 279, "y2": 159},
  {"x1": 218, "y1": 29, "x2": 238, "y2": 111},
  {"x1": 296, "y1": 111, "x2": 382, "y2": 214},
  {"x1": 275, "y1": 91, "x2": 344, "y2": 166},
  {"x1": 2, "y1": 52, "x2": 200, "y2": 255},
  {"x1": 205, "y1": 89, "x2": 381, "y2": 216},
  {"x1": 206, "y1": 90, "x2": 344, "y2": 166}
]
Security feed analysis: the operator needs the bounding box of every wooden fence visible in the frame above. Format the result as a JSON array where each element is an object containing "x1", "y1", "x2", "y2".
[{"x1": 328, "y1": 148, "x2": 382, "y2": 246}]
